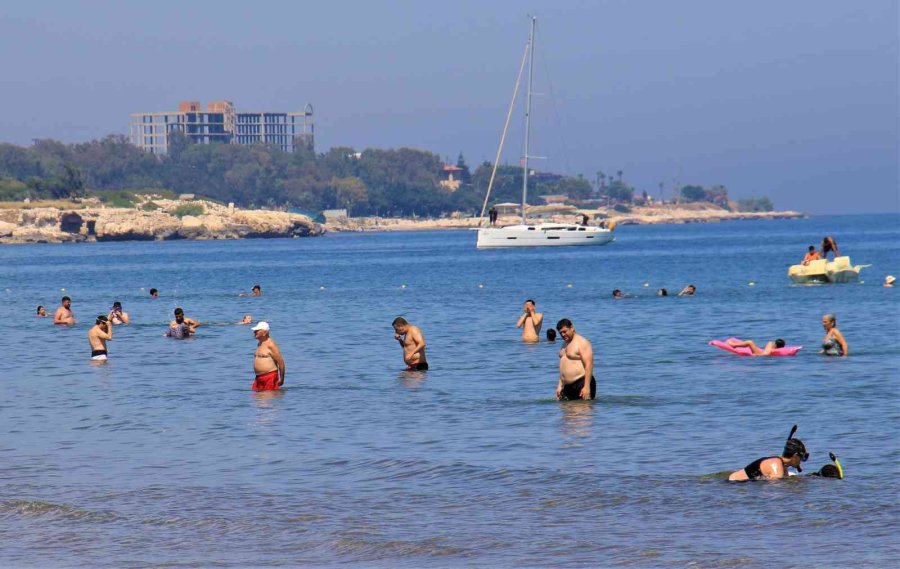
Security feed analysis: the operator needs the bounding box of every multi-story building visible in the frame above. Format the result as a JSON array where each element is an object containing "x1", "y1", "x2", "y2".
[{"x1": 130, "y1": 100, "x2": 314, "y2": 155}]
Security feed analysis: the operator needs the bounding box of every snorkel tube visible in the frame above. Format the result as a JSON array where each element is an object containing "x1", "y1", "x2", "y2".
[{"x1": 829, "y1": 452, "x2": 844, "y2": 479}]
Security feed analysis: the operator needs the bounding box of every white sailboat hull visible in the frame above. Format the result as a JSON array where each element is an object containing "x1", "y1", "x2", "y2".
[{"x1": 476, "y1": 224, "x2": 615, "y2": 248}]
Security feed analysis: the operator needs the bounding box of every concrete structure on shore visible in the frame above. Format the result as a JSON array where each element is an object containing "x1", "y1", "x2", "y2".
[{"x1": 130, "y1": 100, "x2": 314, "y2": 155}]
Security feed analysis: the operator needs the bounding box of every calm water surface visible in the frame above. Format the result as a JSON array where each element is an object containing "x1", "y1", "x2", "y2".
[{"x1": 0, "y1": 214, "x2": 898, "y2": 568}]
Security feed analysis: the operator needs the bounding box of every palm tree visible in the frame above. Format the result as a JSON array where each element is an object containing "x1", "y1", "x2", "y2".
[{"x1": 658, "y1": 181, "x2": 664, "y2": 203}]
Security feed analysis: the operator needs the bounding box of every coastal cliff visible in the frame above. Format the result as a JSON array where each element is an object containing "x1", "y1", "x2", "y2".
[{"x1": 0, "y1": 199, "x2": 323, "y2": 244}]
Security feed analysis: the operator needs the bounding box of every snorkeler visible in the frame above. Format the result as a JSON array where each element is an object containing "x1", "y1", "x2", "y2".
[
  {"x1": 808, "y1": 452, "x2": 844, "y2": 479},
  {"x1": 728, "y1": 425, "x2": 809, "y2": 481}
]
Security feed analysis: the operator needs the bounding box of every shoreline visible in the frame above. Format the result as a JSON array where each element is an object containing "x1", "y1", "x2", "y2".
[{"x1": 325, "y1": 204, "x2": 806, "y2": 232}]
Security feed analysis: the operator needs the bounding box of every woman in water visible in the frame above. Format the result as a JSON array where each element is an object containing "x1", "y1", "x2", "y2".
[{"x1": 820, "y1": 313, "x2": 848, "y2": 357}]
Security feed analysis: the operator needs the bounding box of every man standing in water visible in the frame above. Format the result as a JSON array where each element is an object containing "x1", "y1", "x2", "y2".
[
  {"x1": 251, "y1": 321, "x2": 285, "y2": 391},
  {"x1": 555, "y1": 318, "x2": 595, "y2": 400},
  {"x1": 54, "y1": 296, "x2": 75, "y2": 326},
  {"x1": 88, "y1": 314, "x2": 112, "y2": 361},
  {"x1": 392, "y1": 317, "x2": 428, "y2": 370},
  {"x1": 516, "y1": 299, "x2": 544, "y2": 342}
]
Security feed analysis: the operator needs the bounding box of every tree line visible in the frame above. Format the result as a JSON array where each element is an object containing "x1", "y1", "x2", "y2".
[{"x1": 0, "y1": 134, "x2": 771, "y2": 215}]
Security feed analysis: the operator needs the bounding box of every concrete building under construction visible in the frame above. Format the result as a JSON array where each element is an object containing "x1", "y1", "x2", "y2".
[{"x1": 130, "y1": 100, "x2": 314, "y2": 155}]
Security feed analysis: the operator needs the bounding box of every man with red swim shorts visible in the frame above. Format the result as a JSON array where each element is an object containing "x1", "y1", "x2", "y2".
[{"x1": 251, "y1": 321, "x2": 285, "y2": 391}]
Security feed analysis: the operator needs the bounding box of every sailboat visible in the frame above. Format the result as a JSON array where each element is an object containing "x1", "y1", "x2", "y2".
[{"x1": 475, "y1": 17, "x2": 616, "y2": 249}]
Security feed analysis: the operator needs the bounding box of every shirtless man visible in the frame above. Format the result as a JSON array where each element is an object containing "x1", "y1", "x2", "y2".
[
  {"x1": 88, "y1": 315, "x2": 113, "y2": 361},
  {"x1": 240, "y1": 285, "x2": 262, "y2": 297},
  {"x1": 166, "y1": 307, "x2": 200, "y2": 338},
  {"x1": 392, "y1": 317, "x2": 428, "y2": 371},
  {"x1": 54, "y1": 296, "x2": 75, "y2": 326},
  {"x1": 555, "y1": 318, "x2": 595, "y2": 400},
  {"x1": 516, "y1": 299, "x2": 544, "y2": 342},
  {"x1": 251, "y1": 321, "x2": 285, "y2": 391}
]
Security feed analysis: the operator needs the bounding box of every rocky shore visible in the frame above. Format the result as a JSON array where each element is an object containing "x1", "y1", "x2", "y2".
[
  {"x1": 0, "y1": 199, "x2": 323, "y2": 244},
  {"x1": 324, "y1": 202, "x2": 805, "y2": 232}
]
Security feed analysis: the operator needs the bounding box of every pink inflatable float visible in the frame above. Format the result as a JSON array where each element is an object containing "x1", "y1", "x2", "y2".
[{"x1": 709, "y1": 337, "x2": 802, "y2": 357}]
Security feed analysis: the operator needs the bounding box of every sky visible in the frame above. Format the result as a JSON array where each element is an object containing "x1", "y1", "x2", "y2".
[{"x1": 0, "y1": 0, "x2": 897, "y2": 214}]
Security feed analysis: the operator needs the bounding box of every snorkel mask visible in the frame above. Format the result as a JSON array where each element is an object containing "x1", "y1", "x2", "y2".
[{"x1": 784, "y1": 425, "x2": 809, "y2": 472}]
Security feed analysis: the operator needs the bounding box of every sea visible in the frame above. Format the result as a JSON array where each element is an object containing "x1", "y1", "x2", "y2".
[{"x1": 0, "y1": 213, "x2": 897, "y2": 568}]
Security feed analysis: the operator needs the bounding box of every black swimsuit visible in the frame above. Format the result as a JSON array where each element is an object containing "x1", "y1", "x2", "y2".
[
  {"x1": 561, "y1": 376, "x2": 596, "y2": 400},
  {"x1": 743, "y1": 456, "x2": 779, "y2": 480}
]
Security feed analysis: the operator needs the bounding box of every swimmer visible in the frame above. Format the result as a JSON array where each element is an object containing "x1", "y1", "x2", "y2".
[
  {"x1": 678, "y1": 284, "x2": 696, "y2": 297},
  {"x1": 251, "y1": 321, "x2": 285, "y2": 391},
  {"x1": 546, "y1": 328, "x2": 557, "y2": 342},
  {"x1": 108, "y1": 301, "x2": 130, "y2": 325},
  {"x1": 36, "y1": 305, "x2": 47, "y2": 317},
  {"x1": 801, "y1": 245, "x2": 821, "y2": 266},
  {"x1": 239, "y1": 314, "x2": 253, "y2": 325},
  {"x1": 516, "y1": 299, "x2": 544, "y2": 342},
  {"x1": 166, "y1": 307, "x2": 199, "y2": 339},
  {"x1": 809, "y1": 452, "x2": 844, "y2": 479},
  {"x1": 53, "y1": 296, "x2": 75, "y2": 326},
  {"x1": 612, "y1": 289, "x2": 624, "y2": 299},
  {"x1": 726, "y1": 338, "x2": 787, "y2": 356},
  {"x1": 728, "y1": 425, "x2": 809, "y2": 481},
  {"x1": 149, "y1": 288, "x2": 159, "y2": 299},
  {"x1": 885, "y1": 275, "x2": 895, "y2": 288},
  {"x1": 88, "y1": 314, "x2": 113, "y2": 360},
  {"x1": 820, "y1": 313, "x2": 848, "y2": 357},
  {"x1": 555, "y1": 319, "x2": 595, "y2": 401},
  {"x1": 657, "y1": 288, "x2": 668, "y2": 297},
  {"x1": 240, "y1": 284, "x2": 262, "y2": 297},
  {"x1": 392, "y1": 317, "x2": 428, "y2": 371}
]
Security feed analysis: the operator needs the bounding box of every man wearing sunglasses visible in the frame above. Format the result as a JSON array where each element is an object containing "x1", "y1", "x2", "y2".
[{"x1": 729, "y1": 427, "x2": 809, "y2": 481}]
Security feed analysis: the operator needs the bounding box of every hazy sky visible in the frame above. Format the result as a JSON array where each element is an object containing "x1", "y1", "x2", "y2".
[{"x1": 1, "y1": 0, "x2": 897, "y2": 214}]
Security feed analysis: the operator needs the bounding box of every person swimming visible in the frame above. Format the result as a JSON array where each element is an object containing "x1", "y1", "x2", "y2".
[
  {"x1": 657, "y1": 288, "x2": 668, "y2": 297},
  {"x1": 36, "y1": 305, "x2": 47, "y2": 317},
  {"x1": 809, "y1": 452, "x2": 844, "y2": 479},
  {"x1": 728, "y1": 425, "x2": 809, "y2": 481},
  {"x1": 546, "y1": 328, "x2": 557, "y2": 342}
]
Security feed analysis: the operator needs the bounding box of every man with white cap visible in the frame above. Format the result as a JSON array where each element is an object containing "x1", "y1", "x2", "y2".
[
  {"x1": 251, "y1": 321, "x2": 285, "y2": 391},
  {"x1": 885, "y1": 275, "x2": 896, "y2": 288}
]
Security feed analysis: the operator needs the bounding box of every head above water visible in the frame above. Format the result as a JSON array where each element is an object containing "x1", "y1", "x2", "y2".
[
  {"x1": 174, "y1": 307, "x2": 184, "y2": 316},
  {"x1": 252, "y1": 285, "x2": 261, "y2": 292},
  {"x1": 658, "y1": 288, "x2": 668, "y2": 296},
  {"x1": 782, "y1": 425, "x2": 809, "y2": 472},
  {"x1": 392, "y1": 316, "x2": 409, "y2": 333},
  {"x1": 612, "y1": 289, "x2": 622, "y2": 297},
  {"x1": 150, "y1": 288, "x2": 158, "y2": 297},
  {"x1": 61, "y1": 296, "x2": 71, "y2": 304},
  {"x1": 546, "y1": 328, "x2": 557, "y2": 341},
  {"x1": 525, "y1": 299, "x2": 535, "y2": 308},
  {"x1": 822, "y1": 313, "x2": 836, "y2": 328},
  {"x1": 775, "y1": 339, "x2": 786, "y2": 348},
  {"x1": 96, "y1": 314, "x2": 109, "y2": 326},
  {"x1": 816, "y1": 464, "x2": 841, "y2": 478},
  {"x1": 36, "y1": 305, "x2": 45, "y2": 315}
]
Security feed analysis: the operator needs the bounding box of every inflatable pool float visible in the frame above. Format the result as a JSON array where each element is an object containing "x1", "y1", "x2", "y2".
[
  {"x1": 709, "y1": 338, "x2": 802, "y2": 357},
  {"x1": 788, "y1": 256, "x2": 868, "y2": 284}
]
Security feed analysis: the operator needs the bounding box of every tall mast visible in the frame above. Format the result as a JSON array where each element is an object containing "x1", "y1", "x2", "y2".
[{"x1": 521, "y1": 16, "x2": 536, "y2": 225}]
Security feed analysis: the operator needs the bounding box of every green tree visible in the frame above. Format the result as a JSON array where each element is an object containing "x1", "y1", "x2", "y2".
[{"x1": 680, "y1": 185, "x2": 706, "y2": 202}]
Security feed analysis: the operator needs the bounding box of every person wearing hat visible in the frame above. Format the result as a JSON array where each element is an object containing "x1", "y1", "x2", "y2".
[
  {"x1": 885, "y1": 275, "x2": 896, "y2": 288},
  {"x1": 88, "y1": 314, "x2": 113, "y2": 361},
  {"x1": 251, "y1": 321, "x2": 285, "y2": 391},
  {"x1": 728, "y1": 425, "x2": 809, "y2": 481}
]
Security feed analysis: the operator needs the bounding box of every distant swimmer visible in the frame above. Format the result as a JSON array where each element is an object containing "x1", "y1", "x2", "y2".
[
  {"x1": 820, "y1": 313, "x2": 847, "y2": 357},
  {"x1": 88, "y1": 314, "x2": 113, "y2": 361},
  {"x1": 239, "y1": 314, "x2": 253, "y2": 325},
  {"x1": 166, "y1": 307, "x2": 199, "y2": 339},
  {"x1": 516, "y1": 299, "x2": 544, "y2": 342},
  {"x1": 53, "y1": 296, "x2": 75, "y2": 326},
  {"x1": 393, "y1": 317, "x2": 428, "y2": 371},
  {"x1": 108, "y1": 301, "x2": 130, "y2": 325},
  {"x1": 612, "y1": 289, "x2": 631, "y2": 299},
  {"x1": 726, "y1": 338, "x2": 787, "y2": 356},
  {"x1": 885, "y1": 275, "x2": 896, "y2": 288},
  {"x1": 546, "y1": 328, "x2": 557, "y2": 342},
  {"x1": 251, "y1": 321, "x2": 285, "y2": 391},
  {"x1": 677, "y1": 284, "x2": 696, "y2": 297},
  {"x1": 555, "y1": 318, "x2": 595, "y2": 401},
  {"x1": 657, "y1": 288, "x2": 668, "y2": 297},
  {"x1": 36, "y1": 305, "x2": 47, "y2": 317},
  {"x1": 820, "y1": 235, "x2": 839, "y2": 260},
  {"x1": 149, "y1": 288, "x2": 159, "y2": 299},
  {"x1": 801, "y1": 245, "x2": 821, "y2": 266},
  {"x1": 729, "y1": 425, "x2": 809, "y2": 481},
  {"x1": 240, "y1": 285, "x2": 262, "y2": 297}
]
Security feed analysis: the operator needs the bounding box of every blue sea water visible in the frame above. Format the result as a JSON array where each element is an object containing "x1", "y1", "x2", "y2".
[{"x1": 0, "y1": 214, "x2": 897, "y2": 568}]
